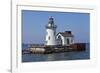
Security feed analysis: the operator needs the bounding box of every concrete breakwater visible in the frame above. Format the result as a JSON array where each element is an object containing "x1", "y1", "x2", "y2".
[
  {"x1": 30, "y1": 47, "x2": 45, "y2": 54},
  {"x1": 22, "y1": 43, "x2": 86, "y2": 54}
]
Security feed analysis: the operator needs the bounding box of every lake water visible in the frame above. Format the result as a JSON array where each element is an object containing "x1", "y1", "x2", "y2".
[{"x1": 22, "y1": 43, "x2": 90, "y2": 62}]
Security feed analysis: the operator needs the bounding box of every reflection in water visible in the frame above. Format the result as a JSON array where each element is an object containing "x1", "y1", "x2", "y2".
[
  {"x1": 47, "y1": 53, "x2": 66, "y2": 61},
  {"x1": 47, "y1": 54, "x2": 55, "y2": 61}
]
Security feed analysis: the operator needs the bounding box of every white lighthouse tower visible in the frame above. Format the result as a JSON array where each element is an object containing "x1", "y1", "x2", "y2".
[{"x1": 45, "y1": 17, "x2": 57, "y2": 46}]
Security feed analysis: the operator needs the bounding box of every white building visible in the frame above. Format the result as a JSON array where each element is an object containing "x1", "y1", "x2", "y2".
[
  {"x1": 56, "y1": 31, "x2": 74, "y2": 46},
  {"x1": 45, "y1": 17, "x2": 74, "y2": 46},
  {"x1": 45, "y1": 17, "x2": 57, "y2": 45}
]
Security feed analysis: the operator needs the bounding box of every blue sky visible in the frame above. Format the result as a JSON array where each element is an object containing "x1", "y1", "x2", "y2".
[{"x1": 22, "y1": 10, "x2": 90, "y2": 44}]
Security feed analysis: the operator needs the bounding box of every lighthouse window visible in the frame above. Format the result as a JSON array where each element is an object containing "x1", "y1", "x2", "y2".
[{"x1": 48, "y1": 36, "x2": 50, "y2": 40}]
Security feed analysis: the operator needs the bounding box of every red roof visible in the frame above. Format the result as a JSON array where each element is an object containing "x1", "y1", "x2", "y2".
[{"x1": 57, "y1": 31, "x2": 74, "y2": 37}]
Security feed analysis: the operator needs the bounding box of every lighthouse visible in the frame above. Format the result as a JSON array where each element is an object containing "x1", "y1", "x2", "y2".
[{"x1": 45, "y1": 17, "x2": 57, "y2": 46}]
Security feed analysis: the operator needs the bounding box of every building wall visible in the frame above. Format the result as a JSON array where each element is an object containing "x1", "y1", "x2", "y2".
[
  {"x1": 56, "y1": 34, "x2": 74, "y2": 46},
  {"x1": 56, "y1": 34, "x2": 64, "y2": 45},
  {"x1": 45, "y1": 28, "x2": 56, "y2": 45},
  {"x1": 64, "y1": 37, "x2": 73, "y2": 46}
]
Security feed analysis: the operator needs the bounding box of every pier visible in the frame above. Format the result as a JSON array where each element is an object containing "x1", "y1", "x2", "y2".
[{"x1": 22, "y1": 43, "x2": 86, "y2": 54}]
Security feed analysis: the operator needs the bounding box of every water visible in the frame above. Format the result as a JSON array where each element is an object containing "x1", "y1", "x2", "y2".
[{"x1": 22, "y1": 43, "x2": 90, "y2": 62}]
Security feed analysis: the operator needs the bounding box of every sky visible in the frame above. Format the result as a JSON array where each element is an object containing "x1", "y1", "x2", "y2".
[{"x1": 22, "y1": 10, "x2": 90, "y2": 44}]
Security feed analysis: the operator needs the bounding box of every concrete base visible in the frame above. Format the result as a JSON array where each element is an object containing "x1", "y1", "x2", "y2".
[{"x1": 22, "y1": 43, "x2": 86, "y2": 54}]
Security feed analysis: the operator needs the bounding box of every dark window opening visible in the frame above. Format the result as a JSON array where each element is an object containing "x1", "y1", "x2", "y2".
[
  {"x1": 48, "y1": 36, "x2": 50, "y2": 40},
  {"x1": 58, "y1": 35, "x2": 61, "y2": 39},
  {"x1": 57, "y1": 35, "x2": 62, "y2": 45},
  {"x1": 67, "y1": 39, "x2": 69, "y2": 44}
]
